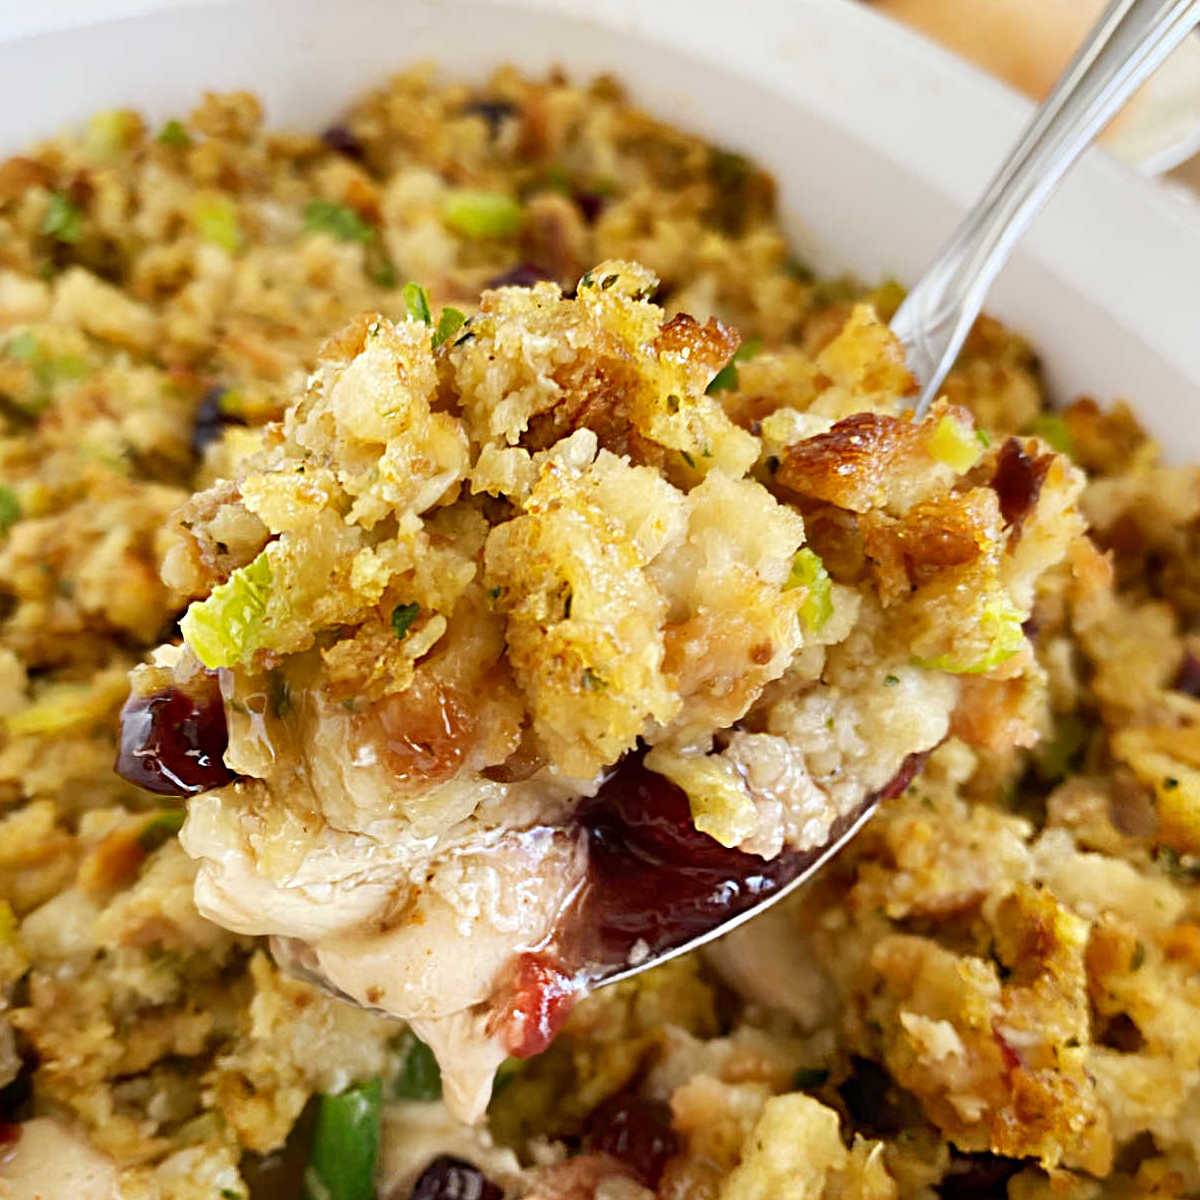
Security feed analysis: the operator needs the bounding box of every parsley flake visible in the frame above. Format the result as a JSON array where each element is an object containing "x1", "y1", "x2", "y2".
[{"x1": 391, "y1": 603, "x2": 420, "y2": 639}]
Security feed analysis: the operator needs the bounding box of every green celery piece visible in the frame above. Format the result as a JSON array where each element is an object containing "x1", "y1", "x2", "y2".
[
  {"x1": 303, "y1": 1079, "x2": 382, "y2": 1200},
  {"x1": 41, "y1": 193, "x2": 82, "y2": 243},
  {"x1": 192, "y1": 194, "x2": 241, "y2": 253},
  {"x1": 927, "y1": 414, "x2": 982, "y2": 472},
  {"x1": 914, "y1": 597, "x2": 1025, "y2": 675},
  {"x1": 785, "y1": 547, "x2": 833, "y2": 632},
  {"x1": 1027, "y1": 413, "x2": 1074, "y2": 457},
  {"x1": 442, "y1": 188, "x2": 522, "y2": 239},
  {"x1": 157, "y1": 119, "x2": 191, "y2": 148},
  {"x1": 180, "y1": 550, "x2": 272, "y2": 669},
  {"x1": 303, "y1": 199, "x2": 374, "y2": 243}
]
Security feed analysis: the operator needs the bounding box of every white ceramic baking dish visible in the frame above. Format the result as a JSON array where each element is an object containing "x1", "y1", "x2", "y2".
[{"x1": 1, "y1": 0, "x2": 1197, "y2": 456}]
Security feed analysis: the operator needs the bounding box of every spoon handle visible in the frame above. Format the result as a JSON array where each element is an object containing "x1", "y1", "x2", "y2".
[{"x1": 891, "y1": 0, "x2": 1200, "y2": 417}]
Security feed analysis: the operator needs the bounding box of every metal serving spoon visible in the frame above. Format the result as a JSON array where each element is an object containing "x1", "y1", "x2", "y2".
[
  {"x1": 601, "y1": 0, "x2": 1200, "y2": 986},
  {"x1": 894, "y1": 0, "x2": 1200, "y2": 417}
]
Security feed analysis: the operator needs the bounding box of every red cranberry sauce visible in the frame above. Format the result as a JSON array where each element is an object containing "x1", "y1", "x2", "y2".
[
  {"x1": 574, "y1": 753, "x2": 801, "y2": 969},
  {"x1": 115, "y1": 672, "x2": 235, "y2": 796},
  {"x1": 490, "y1": 953, "x2": 579, "y2": 1060},
  {"x1": 490, "y1": 749, "x2": 926, "y2": 1081}
]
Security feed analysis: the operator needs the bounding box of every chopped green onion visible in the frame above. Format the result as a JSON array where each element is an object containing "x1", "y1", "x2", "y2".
[
  {"x1": 391, "y1": 1030, "x2": 442, "y2": 1101},
  {"x1": 303, "y1": 198, "x2": 374, "y2": 243},
  {"x1": 432, "y1": 307, "x2": 467, "y2": 350},
  {"x1": 706, "y1": 337, "x2": 762, "y2": 395},
  {"x1": 976, "y1": 428, "x2": 992, "y2": 448},
  {"x1": 391, "y1": 602, "x2": 420, "y2": 639},
  {"x1": 442, "y1": 188, "x2": 522, "y2": 239},
  {"x1": 157, "y1": 119, "x2": 191, "y2": 148},
  {"x1": 191, "y1": 193, "x2": 241, "y2": 253},
  {"x1": 0, "y1": 486, "x2": 21, "y2": 532},
  {"x1": 303, "y1": 1078, "x2": 381, "y2": 1200},
  {"x1": 785, "y1": 547, "x2": 833, "y2": 632},
  {"x1": 402, "y1": 283, "x2": 432, "y2": 326},
  {"x1": 180, "y1": 550, "x2": 272, "y2": 669},
  {"x1": 138, "y1": 808, "x2": 186, "y2": 853},
  {"x1": 41, "y1": 193, "x2": 82, "y2": 244},
  {"x1": 1027, "y1": 413, "x2": 1074, "y2": 457}
]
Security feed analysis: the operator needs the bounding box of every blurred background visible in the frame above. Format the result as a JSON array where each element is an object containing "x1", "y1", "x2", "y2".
[{"x1": 864, "y1": 0, "x2": 1200, "y2": 191}]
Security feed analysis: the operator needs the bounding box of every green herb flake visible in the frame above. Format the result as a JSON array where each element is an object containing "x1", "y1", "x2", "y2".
[
  {"x1": 157, "y1": 118, "x2": 191, "y2": 148},
  {"x1": 137, "y1": 808, "x2": 186, "y2": 854},
  {"x1": 1164, "y1": 777, "x2": 1180, "y2": 791},
  {"x1": 303, "y1": 198, "x2": 374, "y2": 243},
  {"x1": 706, "y1": 337, "x2": 762, "y2": 395},
  {"x1": 391, "y1": 1030, "x2": 442, "y2": 1101},
  {"x1": 41, "y1": 192, "x2": 83, "y2": 243},
  {"x1": 432, "y1": 307, "x2": 467, "y2": 350},
  {"x1": 976, "y1": 428, "x2": 992, "y2": 448},
  {"x1": 1131, "y1": 941, "x2": 1146, "y2": 971},
  {"x1": 391, "y1": 602, "x2": 420, "y2": 639},
  {"x1": 581, "y1": 668, "x2": 605, "y2": 692},
  {"x1": 792, "y1": 1067, "x2": 830, "y2": 1090},
  {"x1": 680, "y1": 450, "x2": 696, "y2": 469},
  {"x1": 0, "y1": 486, "x2": 21, "y2": 532},
  {"x1": 304, "y1": 1078, "x2": 382, "y2": 1200},
  {"x1": 402, "y1": 283, "x2": 432, "y2": 326},
  {"x1": 487, "y1": 586, "x2": 502, "y2": 600},
  {"x1": 442, "y1": 188, "x2": 522, "y2": 239},
  {"x1": 884, "y1": 674, "x2": 899, "y2": 687}
]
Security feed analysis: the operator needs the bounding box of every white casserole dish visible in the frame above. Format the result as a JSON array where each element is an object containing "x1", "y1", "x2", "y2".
[{"x1": 0, "y1": 0, "x2": 1197, "y2": 456}]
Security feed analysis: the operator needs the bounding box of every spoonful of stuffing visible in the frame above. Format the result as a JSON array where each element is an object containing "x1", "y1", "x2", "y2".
[{"x1": 115, "y1": 0, "x2": 1196, "y2": 1124}]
